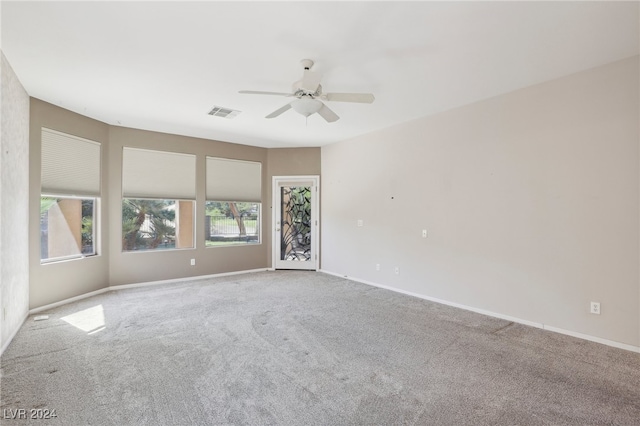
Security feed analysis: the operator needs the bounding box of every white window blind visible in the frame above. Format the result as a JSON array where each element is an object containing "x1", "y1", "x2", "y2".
[
  {"x1": 41, "y1": 128, "x2": 101, "y2": 196},
  {"x1": 206, "y1": 157, "x2": 261, "y2": 202},
  {"x1": 122, "y1": 147, "x2": 196, "y2": 199}
]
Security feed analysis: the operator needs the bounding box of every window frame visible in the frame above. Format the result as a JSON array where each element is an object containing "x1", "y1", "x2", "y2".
[
  {"x1": 40, "y1": 194, "x2": 99, "y2": 264},
  {"x1": 121, "y1": 198, "x2": 196, "y2": 253},
  {"x1": 205, "y1": 201, "x2": 262, "y2": 248}
]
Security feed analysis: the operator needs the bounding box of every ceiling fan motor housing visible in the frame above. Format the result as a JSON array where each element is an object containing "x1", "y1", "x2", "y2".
[
  {"x1": 292, "y1": 82, "x2": 321, "y2": 97},
  {"x1": 300, "y1": 58, "x2": 314, "y2": 70}
]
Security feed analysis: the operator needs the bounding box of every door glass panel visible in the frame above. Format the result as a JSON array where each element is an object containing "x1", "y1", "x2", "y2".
[{"x1": 280, "y1": 186, "x2": 311, "y2": 261}]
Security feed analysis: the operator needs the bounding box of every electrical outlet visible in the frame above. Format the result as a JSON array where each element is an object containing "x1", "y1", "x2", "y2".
[
  {"x1": 394, "y1": 267, "x2": 400, "y2": 275},
  {"x1": 190, "y1": 259, "x2": 196, "y2": 266},
  {"x1": 357, "y1": 219, "x2": 364, "y2": 227},
  {"x1": 422, "y1": 229, "x2": 428, "y2": 238},
  {"x1": 590, "y1": 302, "x2": 600, "y2": 315},
  {"x1": 376, "y1": 263, "x2": 380, "y2": 271}
]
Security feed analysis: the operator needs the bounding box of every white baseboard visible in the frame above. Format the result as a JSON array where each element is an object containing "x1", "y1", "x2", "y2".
[
  {"x1": 30, "y1": 288, "x2": 109, "y2": 314},
  {"x1": 30, "y1": 268, "x2": 270, "y2": 315},
  {"x1": 110, "y1": 268, "x2": 270, "y2": 291},
  {"x1": 1, "y1": 311, "x2": 29, "y2": 357},
  {"x1": 319, "y1": 269, "x2": 640, "y2": 354},
  {"x1": 543, "y1": 325, "x2": 640, "y2": 353}
]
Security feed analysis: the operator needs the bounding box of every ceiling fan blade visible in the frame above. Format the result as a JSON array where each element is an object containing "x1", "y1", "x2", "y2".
[
  {"x1": 317, "y1": 103, "x2": 340, "y2": 123},
  {"x1": 239, "y1": 90, "x2": 292, "y2": 97},
  {"x1": 323, "y1": 93, "x2": 375, "y2": 103},
  {"x1": 266, "y1": 103, "x2": 292, "y2": 119},
  {"x1": 300, "y1": 70, "x2": 322, "y2": 92}
]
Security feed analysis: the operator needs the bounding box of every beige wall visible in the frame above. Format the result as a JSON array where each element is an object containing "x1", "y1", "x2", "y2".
[
  {"x1": 107, "y1": 126, "x2": 268, "y2": 286},
  {"x1": 267, "y1": 148, "x2": 321, "y2": 177},
  {"x1": 29, "y1": 99, "x2": 110, "y2": 308},
  {"x1": 27, "y1": 105, "x2": 321, "y2": 306},
  {"x1": 266, "y1": 148, "x2": 322, "y2": 266},
  {"x1": 1, "y1": 52, "x2": 30, "y2": 352},
  {"x1": 321, "y1": 56, "x2": 640, "y2": 347}
]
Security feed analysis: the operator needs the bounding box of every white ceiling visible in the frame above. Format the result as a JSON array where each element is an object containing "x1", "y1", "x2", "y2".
[{"x1": 2, "y1": 1, "x2": 638, "y2": 148}]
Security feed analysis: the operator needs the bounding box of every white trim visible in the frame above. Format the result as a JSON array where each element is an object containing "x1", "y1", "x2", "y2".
[
  {"x1": 29, "y1": 268, "x2": 269, "y2": 315},
  {"x1": 0, "y1": 311, "x2": 29, "y2": 356},
  {"x1": 543, "y1": 325, "x2": 640, "y2": 353},
  {"x1": 30, "y1": 288, "x2": 110, "y2": 314},
  {"x1": 109, "y1": 268, "x2": 269, "y2": 291},
  {"x1": 319, "y1": 269, "x2": 640, "y2": 354}
]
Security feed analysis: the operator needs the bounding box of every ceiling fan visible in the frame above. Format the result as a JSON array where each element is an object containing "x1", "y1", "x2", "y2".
[{"x1": 239, "y1": 59, "x2": 375, "y2": 123}]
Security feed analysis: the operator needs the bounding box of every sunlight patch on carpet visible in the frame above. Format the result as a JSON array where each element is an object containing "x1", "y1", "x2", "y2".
[{"x1": 61, "y1": 304, "x2": 106, "y2": 334}]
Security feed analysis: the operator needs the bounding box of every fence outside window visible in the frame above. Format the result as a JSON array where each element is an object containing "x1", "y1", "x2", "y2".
[{"x1": 205, "y1": 215, "x2": 259, "y2": 245}]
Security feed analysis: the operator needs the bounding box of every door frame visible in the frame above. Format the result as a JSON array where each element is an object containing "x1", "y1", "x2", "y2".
[{"x1": 272, "y1": 175, "x2": 320, "y2": 270}]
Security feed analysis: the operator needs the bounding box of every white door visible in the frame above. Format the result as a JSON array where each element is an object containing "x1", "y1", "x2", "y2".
[{"x1": 273, "y1": 176, "x2": 319, "y2": 270}]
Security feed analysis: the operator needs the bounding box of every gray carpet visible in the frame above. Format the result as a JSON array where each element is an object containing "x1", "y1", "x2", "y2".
[{"x1": 1, "y1": 271, "x2": 639, "y2": 425}]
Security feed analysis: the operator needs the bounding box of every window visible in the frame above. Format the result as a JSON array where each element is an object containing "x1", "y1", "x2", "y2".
[
  {"x1": 205, "y1": 201, "x2": 260, "y2": 246},
  {"x1": 40, "y1": 197, "x2": 96, "y2": 262},
  {"x1": 206, "y1": 157, "x2": 262, "y2": 247},
  {"x1": 122, "y1": 148, "x2": 196, "y2": 252},
  {"x1": 122, "y1": 199, "x2": 194, "y2": 251},
  {"x1": 40, "y1": 128, "x2": 101, "y2": 263}
]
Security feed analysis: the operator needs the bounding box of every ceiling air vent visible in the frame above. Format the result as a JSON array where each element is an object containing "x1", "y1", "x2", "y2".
[{"x1": 208, "y1": 106, "x2": 241, "y2": 119}]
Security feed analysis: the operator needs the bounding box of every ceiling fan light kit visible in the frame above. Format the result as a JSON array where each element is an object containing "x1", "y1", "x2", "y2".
[
  {"x1": 291, "y1": 98, "x2": 322, "y2": 117},
  {"x1": 239, "y1": 59, "x2": 375, "y2": 123}
]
